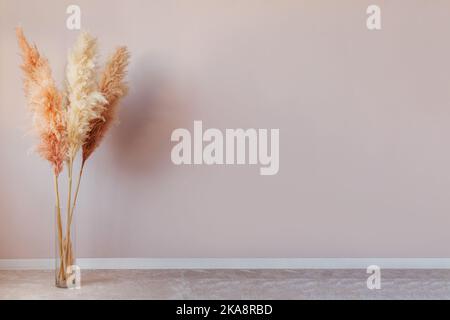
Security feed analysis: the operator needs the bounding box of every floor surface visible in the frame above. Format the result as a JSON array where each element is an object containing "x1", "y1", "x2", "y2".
[{"x1": 1, "y1": 269, "x2": 449, "y2": 299}]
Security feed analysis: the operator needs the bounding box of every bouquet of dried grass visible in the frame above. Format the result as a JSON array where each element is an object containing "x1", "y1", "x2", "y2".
[{"x1": 16, "y1": 28, "x2": 130, "y2": 288}]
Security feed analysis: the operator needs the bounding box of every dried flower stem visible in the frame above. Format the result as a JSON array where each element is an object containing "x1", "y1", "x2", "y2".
[
  {"x1": 63, "y1": 157, "x2": 74, "y2": 271},
  {"x1": 64, "y1": 160, "x2": 84, "y2": 272},
  {"x1": 68, "y1": 162, "x2": 84, "y2": 234},
  {"x1": 53, "y1": 173, "x2": 66, "y2": 283}
]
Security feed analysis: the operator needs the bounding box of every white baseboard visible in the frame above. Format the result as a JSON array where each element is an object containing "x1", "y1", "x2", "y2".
[{"x1": 1, "y1": 258, "x2": 450, "y2": 270}]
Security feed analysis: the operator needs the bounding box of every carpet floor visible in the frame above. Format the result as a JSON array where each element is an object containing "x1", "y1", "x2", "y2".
[{"x1": 1, "y1": 269, "x2": 449, "y2": 299}]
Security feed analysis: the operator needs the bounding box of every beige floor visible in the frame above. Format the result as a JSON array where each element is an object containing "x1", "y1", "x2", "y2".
[{"x1": 0, "y1": 269, "x2": 449, "y2": 299}]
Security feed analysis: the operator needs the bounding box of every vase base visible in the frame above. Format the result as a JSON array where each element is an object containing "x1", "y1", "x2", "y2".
[{"x1": 55, "y1": 279, "x2": 68, "y2": 289}]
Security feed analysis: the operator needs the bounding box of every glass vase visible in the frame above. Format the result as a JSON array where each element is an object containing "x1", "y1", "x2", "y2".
[{"x1": 55, "y1": 205, "x2": 77, "y2": 288}]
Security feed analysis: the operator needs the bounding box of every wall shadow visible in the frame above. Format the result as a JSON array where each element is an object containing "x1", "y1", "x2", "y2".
[{"x1": 108, "y1": 55, "x2": 191, "y2": 178}]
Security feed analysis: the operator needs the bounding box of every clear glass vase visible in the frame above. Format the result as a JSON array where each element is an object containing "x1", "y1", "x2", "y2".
[{"x1": 55, "y1": 205, "x2": 77, "y2": 288}]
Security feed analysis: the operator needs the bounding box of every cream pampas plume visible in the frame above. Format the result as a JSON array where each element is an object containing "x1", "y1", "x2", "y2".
[
  {"x1": 16, "y1": 27, "x2": 67, "y2": 176},
  {"x1": 83, "y1": 46, "x2": 130, "y2": 163},
  {"x1": 65, "y1": 32, "x2": 107, "y2": 160},
  {"x1": 63, "y1": 32, "x2": 107, "y2": 279}
]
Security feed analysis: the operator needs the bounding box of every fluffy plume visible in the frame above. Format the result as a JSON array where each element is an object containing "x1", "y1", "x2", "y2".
[
  {"x1": 65, "y1": 32, "x2": 107, "y2": 159},
  {"x1": 16, "y1": 28, "x2": 67, "y2": 175},
  {"x1": 82, "y1": 46, "x2": 130, "y2": 162}
]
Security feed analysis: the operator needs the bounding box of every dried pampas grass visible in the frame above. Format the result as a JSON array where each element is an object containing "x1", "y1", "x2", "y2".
[
  {"x1": 65, "y1": 32, "x2": 107, "y2": 160},
  {"x1": 17, "y1": 28, "x2": 130, "y2": 287},
  {"x1": 83, "y1": 46, "x2": 130, "y2": 163},
  {"x1": 16, "y1": 27, "x2": 67, "y2": 176}
]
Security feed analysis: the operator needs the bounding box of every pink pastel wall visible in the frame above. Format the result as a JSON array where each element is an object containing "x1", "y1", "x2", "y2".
[{"x1": 1, "y1": 0, "x2": 450, "y2": 259}]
